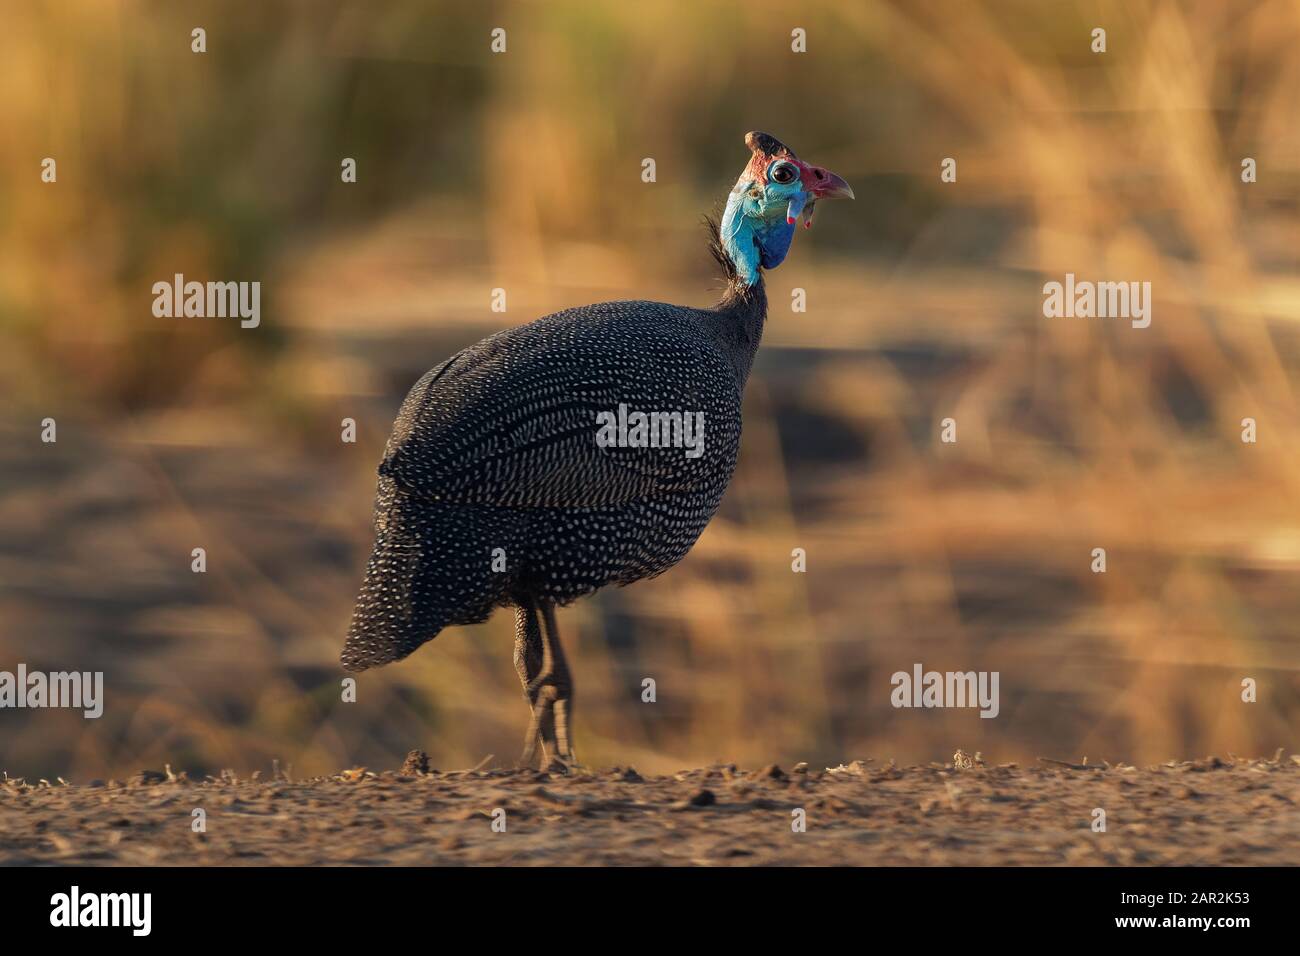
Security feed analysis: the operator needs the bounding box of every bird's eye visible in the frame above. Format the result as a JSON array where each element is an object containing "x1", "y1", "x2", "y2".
[{"x1": 770, "y1": 163, "x2": 797, "y2": 185}]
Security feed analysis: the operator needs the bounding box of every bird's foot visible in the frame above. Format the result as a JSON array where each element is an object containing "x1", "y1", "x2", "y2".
[
  {"x1": 543, "y1": 755, "x2": 577, "y2": 774},
  {"x1": 519, "y1": 676, "x2": 575, "y2": 771}
]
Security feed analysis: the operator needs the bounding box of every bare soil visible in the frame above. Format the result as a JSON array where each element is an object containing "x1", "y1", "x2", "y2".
[{"x1": 2, "y1": 754, "x2": 1296, "y2": 866}]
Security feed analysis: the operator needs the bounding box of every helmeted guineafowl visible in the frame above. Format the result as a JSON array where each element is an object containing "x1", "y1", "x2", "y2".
[{"x1": 340, "y1": 132, "x2": 852, "y2": 768}]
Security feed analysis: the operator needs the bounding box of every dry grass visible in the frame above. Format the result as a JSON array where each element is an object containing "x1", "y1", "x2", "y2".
[{"x1": 0, "y1": 1, "x2": 1297, "y2": 781}]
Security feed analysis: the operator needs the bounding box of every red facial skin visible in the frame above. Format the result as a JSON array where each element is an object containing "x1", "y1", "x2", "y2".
[{"x1": 740, "y1": 147, "x2": 791, "y2": 186}]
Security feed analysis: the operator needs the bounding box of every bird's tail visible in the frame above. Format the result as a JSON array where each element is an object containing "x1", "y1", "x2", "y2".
[
  {"x1": 340, "y1": 529, "x2": 439, "y2": 672},
  {"x1": 340, "y1": 485, "x2": 515, "y2": 671}
]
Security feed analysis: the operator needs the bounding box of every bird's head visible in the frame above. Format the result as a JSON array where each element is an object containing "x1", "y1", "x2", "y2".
[{"x1": 718, "y1": 131, "x2": 853, "y2": 287}]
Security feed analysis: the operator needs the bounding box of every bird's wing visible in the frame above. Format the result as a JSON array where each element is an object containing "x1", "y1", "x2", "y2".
[{"x1": 378, "y1": 311, "x2": 740, "y2": 509}]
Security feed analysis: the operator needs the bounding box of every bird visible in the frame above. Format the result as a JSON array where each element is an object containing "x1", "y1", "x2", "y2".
[{"x1": 340, "y1": 132, "x2": 852, "y2": 769}]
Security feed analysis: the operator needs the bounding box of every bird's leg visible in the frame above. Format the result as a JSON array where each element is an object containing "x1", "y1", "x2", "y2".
[
  {"x1": 513, "y1": 602, "x2": 547, "y2": 768},
  {"x1": 538, "y1": 601, "x2": 575, "y2": 763},
  {"x1": 517, "y1": 600, "x2": 575, "y2": 770}
]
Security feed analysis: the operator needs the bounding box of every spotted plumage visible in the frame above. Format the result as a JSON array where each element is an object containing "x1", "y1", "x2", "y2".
[{"x1": 340, "y1": 132, "x2": 852, "y2": 767}]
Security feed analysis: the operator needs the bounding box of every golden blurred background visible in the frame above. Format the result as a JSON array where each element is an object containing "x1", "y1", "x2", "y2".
[{"x1": 1, "y1": 0, "x2": 1297, "y2": 780}]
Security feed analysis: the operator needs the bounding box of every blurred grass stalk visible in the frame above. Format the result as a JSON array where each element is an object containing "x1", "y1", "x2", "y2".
[{"x1": 0, "y1": 0, "x2": 1297, "y2": 779}]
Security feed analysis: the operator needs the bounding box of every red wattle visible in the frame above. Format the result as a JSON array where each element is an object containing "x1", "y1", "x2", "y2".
[{"x1": 786, "y1": 217, "x2": 796, "y2": 225}]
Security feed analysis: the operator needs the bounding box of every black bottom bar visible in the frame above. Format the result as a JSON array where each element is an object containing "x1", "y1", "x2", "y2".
[{"x1": 0, "y1": 865, "x2": 1280, "y2": 940}]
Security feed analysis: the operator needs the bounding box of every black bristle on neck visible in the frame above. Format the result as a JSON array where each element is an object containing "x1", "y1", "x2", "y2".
[{"x1": 703, "y1": 213, "x2": 737, "y2": 283}]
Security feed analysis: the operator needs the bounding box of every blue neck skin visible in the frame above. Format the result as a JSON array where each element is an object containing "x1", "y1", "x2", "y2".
[{"x1": 720, "y1": 183, "x2": 806, "y2": 286}]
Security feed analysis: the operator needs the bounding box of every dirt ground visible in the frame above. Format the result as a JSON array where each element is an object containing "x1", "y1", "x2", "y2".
[{"x1": 2, "y1": 753, "x2": 1296, "y2": 866}]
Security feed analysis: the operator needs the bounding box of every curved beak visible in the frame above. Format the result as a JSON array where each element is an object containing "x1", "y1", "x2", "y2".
[{"x1": 802, "y1": 163, "x2": 854, "y2": 200}]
